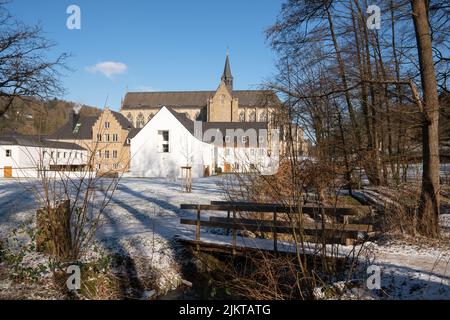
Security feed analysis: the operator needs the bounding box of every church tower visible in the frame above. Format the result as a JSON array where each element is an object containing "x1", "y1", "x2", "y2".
[
  {"x1": 207, "y1": 53, "x2": 239, "y2": 122},
  {"x1": 221, "y1": 53, "x2": 233, "y2": 90}
]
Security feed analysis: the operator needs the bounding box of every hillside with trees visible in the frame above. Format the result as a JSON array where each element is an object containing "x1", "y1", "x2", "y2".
[{"x1": 0, "y1": 97, "x2": 101, "y2": 136}]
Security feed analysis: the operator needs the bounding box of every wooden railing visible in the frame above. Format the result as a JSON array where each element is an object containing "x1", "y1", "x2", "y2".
[{"x1": 179, "y1": 201, "x2": 373, "y2": 254}]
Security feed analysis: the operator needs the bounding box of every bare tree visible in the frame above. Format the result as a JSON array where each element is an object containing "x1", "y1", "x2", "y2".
[
  {"x1": 265, "y1": 0, "x2": 446, "y2": 236},
  {"x1": 411, "y1": 0, "x2": 441, "y2": 236},
  {"x1": 0, "y1": 1, "x2": 68, "y2": 117}
]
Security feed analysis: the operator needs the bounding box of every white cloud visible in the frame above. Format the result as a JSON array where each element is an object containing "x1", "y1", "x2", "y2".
[{"x1": 86, "y1": 61, "x2": 127, "y2": 78}]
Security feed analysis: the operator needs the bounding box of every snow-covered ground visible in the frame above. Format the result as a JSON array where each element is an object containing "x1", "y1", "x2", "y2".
[{"x1": 0, "y1": 176, "x2": 449, "y2": 299}]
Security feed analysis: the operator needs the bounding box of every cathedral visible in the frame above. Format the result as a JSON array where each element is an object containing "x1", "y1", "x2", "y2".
[{"x1": 119, "y1": 55, "x2": 280, "y2": 127}]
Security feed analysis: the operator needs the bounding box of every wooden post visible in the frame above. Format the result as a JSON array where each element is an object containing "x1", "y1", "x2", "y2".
[
  {"x1": 196, "y1": 205, "x2": 201, "y2": 251},
  {"x1": 226, "y1": 210, "x2": 230, "y2": 235},
  {"x1": 273, "y1": 210, "x2": 278, "y2": 253},
  {"x1": 232, "y1": 210, "x2": 237, "y2": 255}
]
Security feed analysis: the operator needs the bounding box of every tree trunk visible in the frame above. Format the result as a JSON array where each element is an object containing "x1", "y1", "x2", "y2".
[{"x1": 411, "y1": 0, "x2": 440, "y2": 237}]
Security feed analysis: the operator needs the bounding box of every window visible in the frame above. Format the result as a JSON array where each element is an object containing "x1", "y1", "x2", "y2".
[
  {"x1": 96, "y1": 164, "x2": 101, "y2": 170},
  {"x1": 63, "y1": 152, "x2": 67, "y2": 158},
  {"x1": 147, "y1": 113, "x2": 154, "y2": 123},
  {"x1": 234, "y1": 162, "x2": 240, "y2": 171},
  {"x1": 97, "y1": 151, "x2": 101, "y2": 158},
  {"x1": 104, "y1": 150, "x2": 110, "y2": 159},
  {"x1": 259, "y1": 112, "x2": 268, "y2": 122},
  {"x1": 136, "y1": 113, "x2": 145, "y2": 128},
  {"x1": 104, "y1": 134, "x2": 110, "y2": 142},
  {"x1": 127, "y1": 113, "x2": 134, "y2": 127},
  {"x1": 74, "y1": 152, "x2": 78, "y2": 159},
  {"x1": 126, "y1": 138, "x2": 131, "y2": 145},
  {"x1": 242, "y1": 136, "x2": 247, "y2": 143},
  {"x1": 57, "y1": 152, "x2": 61, "y2": 158},
  {"x1": 225, "y1": 136, "x2": 231, "y2": 143},
  {"x1": 104, "y1": 122, "x2": 110, "y2": 129},
  {"x1": 51, "y1": 151, "x2": 54, "y2": 159},
  {"x1": 97, "y1": 134, "x2": 102, "y2": 141},
  {"x1": 113, "y1": 163, "x2": 119, "y2": 170},
  {"x1": 249, "y1": 111, "x2": 256, "y2": 122},
  {"x1": 225, "y1": 148, "x2": 230, "y2": 156},
  {"x1": 158, "y1": 130, "x2": 169, "y2": 153},
  {"x1": 112, "y1": 134, "x2": 118, "y2": 142},
  {"x1": 73, "y1": 123, "x2": 81, "y2": 134},
  {"x1": 112, "y1": 150, "x2": 118, "y2": 159},
  {"x1": 239, "y1": 111, "x2": 245, "y2": 122}
]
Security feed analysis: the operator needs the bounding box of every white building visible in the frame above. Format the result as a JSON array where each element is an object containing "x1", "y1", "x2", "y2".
[
  {"x1": 0, "y1": 135, "x2": 88, "y2": 178},
  {"x1": 130, "y1": 106, "x2": 279, "y2": 178},
  {"x1": 130, "y1": 107, "x2": 215, "y2": 178}
]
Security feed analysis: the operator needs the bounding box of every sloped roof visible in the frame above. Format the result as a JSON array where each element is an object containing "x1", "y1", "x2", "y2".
[
  {"x1": 122, "y1": 90, "x2": 280, "y2": 109},
  {"x1": 110, "y1": 110, "x2": 133, "y2": 129},
  {"x1": 47, "y1": 115, "x2": 98, "y2": 140},
  {"x1": 0, "y1": 134, "x2": 85, "y2": 150},
  {"x1": 47, "y1": 109, "x2": 133, "y2": 141},
  {"x1": 165, "y1": 106, "x2": 195, "y2": 134}
]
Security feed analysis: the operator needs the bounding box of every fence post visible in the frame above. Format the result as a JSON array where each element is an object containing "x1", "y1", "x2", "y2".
[
  {"x1": 273, "y1": 210, "x2": 278, "y2": 253},
  {"x1": 196, "y1": 205, "x2": 201, "y2": 251},
  {"x1": 226, "y1": 210, "x2": 230, "y2": 235},
  {"x1": 232, "y1": 210, "x2": 237, "y2": 255}
]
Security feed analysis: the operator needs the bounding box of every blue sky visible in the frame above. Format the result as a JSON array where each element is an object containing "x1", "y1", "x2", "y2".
[{"x1": 7, "y1": 0, "x2": 283, "y2": 111}]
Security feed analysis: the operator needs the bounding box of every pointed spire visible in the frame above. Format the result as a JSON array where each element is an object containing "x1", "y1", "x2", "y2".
[{"x1": 221, "y1": 50, "x2": 233, "y2": 90}]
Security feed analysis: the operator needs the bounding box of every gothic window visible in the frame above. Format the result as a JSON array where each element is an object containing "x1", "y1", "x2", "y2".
[
  {"x1": 136, "y1": 113, "x2": 145, "y2": 128},
  {"x1": 239, "y1": 111, "x2": 245, "y2": 122},
  {"x1": 249, "y1": 111, "x2": 256, "y2": 122},
  {"x1": 259, "y1": 112, "x2": 268, "y2": 122},
  {"x1": 127, "y1": 113, "x2": 134, "y2": 126}
]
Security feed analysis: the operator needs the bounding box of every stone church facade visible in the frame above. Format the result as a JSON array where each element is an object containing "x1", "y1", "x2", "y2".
[{"x1": 120, "y1": 55, "x2": 280, "y2": 127}]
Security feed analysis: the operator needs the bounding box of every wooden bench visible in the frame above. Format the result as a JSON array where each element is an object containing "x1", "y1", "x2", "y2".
[{"x1": 179, "y1": 201, "x2": 373, "y2": 253}]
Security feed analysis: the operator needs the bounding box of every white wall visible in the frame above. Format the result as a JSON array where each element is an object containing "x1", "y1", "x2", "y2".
[
  {"x1": 216, "y1": 146, "x2": 278, "y2": 175},
  {"x1": 130, "y1": 107, "x2": 214, "y2": 178},
  {"x1": 0, "y1": 144, "x2": 88, "y2": 178}
]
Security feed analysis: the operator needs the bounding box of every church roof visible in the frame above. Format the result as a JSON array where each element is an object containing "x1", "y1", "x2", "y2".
[{"x1": 122, "y1": 90, "x2": 280, "y2": 110}]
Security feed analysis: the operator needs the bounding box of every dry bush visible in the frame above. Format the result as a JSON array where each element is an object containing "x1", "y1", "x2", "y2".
[
  {"x1": 379, "y1": 185, "x2": 421, "y2": 236},
  {"x1": 211, "y1": 155, "x2": 371, "y2": 300}
]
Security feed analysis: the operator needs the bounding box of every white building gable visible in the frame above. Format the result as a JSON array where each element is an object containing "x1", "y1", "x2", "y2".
[{"x1": 130, "y1": 106, "x2": 214, "y2": 178}]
